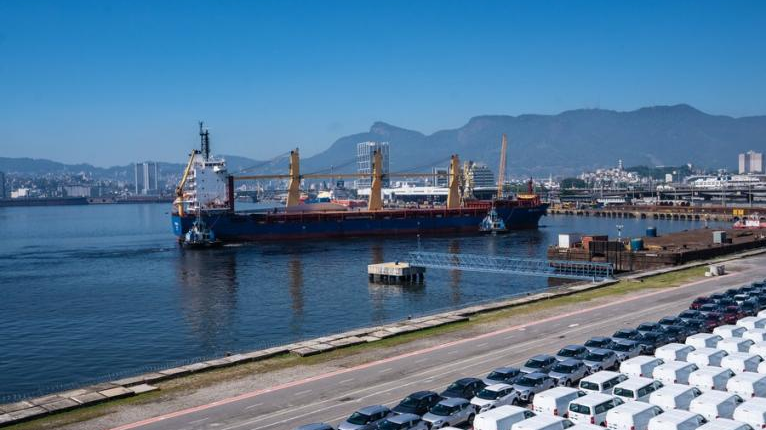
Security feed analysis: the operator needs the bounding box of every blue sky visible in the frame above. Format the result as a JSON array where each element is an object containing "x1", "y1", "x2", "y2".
[{"x1": 1, "y1": 0, "x2": 765, "y2": 166}]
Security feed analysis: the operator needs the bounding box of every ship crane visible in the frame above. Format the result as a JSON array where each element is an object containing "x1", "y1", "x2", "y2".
[
  {"x1": 232, "y1": 149, "x2": 462, "y2": 211},
  {"x1": 497, "y1": 133, "x2": 507, "y2": 199}
]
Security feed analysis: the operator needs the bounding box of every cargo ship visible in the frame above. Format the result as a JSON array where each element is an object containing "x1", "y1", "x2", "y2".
[{"x1": 171, "y1": 125, "x2": 548, "y2": 242}]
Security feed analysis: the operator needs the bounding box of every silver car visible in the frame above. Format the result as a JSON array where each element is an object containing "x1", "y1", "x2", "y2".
[
  {"x1": 512, "y1": 372, "x2": 556, "y2": 403},
  {"x1": 555, "y1": 345, "x2": 589, "y2": 362},
  {"x1": 470, "y1": 383, "x2": 520, "y2": 413},
  {"x1": 609, "y1": 339, "x2": 642, "y2": 362},
  {"x1": 338, "y1": 405, "x2": 392, "y2": 430},
  {"x1": 374, "y1": 413, "x2": 428, "y2": 430},
  {"x1": 421, "y1": 398, "x2": 475, "y2": 429},
  {"x1": 548, "y1": 359, "x2": 589, "y2": 387},
  {"x1": 521, "y1": 354, "x2": 557, "y2": 374},
  {"x1": 483, "y1": 366, "x2": 522, "y2": 385},
  {"x1": 582, "y1": 348, "x2": 618, "y2": 372}
]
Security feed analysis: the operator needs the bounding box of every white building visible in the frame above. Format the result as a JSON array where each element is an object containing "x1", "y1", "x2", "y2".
[
  {"x1": 63, "y1": 185, "x2": 92, "y2": 197},
  {"x1": 356, "y1": 141, "x2": 390, "y2": 188},
  {"x1": 11, "y1": 188, "x2": 29, "y2": 198},
  {"x1": 134, "y1": 161, "x2": 159, "y2": 195},
  {"x1": 739, "y1": 151, "x2": 764, "y2": 174}
]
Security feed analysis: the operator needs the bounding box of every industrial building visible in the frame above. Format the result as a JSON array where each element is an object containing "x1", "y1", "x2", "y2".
[
  {"x1": 739, "y1": 150, "x2": 764, "y2": 174},
  {"x1": 134, "y1": 161, "x2": 159, "y2": 195},
  {"x1": 356, "y1": 141, "x2": 390, "y2": 188}
]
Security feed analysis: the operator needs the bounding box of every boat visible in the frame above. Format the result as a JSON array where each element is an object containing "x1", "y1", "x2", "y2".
[
  {"x1": 181, "y1": 215, "x2": 223, "y2": 248},
  {"x1": 479, "y1": 208, "x2": 508, "y2": 234},
  {"x1": 171, "y1": 124, "x2": 548, "y2": 243},
  {"x1": 733, "y1": 215, "x2": 766, "y2": 229}
]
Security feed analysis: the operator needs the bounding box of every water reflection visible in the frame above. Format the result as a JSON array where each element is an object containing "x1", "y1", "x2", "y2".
[{"x1": 175, "y1": 248, "x2": 238, "y2": 351}]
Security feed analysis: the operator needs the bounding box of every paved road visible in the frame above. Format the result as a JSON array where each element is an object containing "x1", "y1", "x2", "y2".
[{"x1": 113, "y1": 255, "x2": 766, "y2": 430}]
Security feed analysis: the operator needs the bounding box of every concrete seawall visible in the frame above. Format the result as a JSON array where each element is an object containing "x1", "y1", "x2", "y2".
[{"x1": 2, "y1": 247, "x2": 765, "y2": 427}]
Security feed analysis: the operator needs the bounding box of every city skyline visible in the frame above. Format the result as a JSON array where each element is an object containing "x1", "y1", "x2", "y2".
[{"x1": 2, "y1": 0, "x2": 765, "y2": 166}]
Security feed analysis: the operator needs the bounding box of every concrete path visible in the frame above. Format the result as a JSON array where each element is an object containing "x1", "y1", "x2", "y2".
[{"x1": 108, "y1": 255, "x2": 766, "y2": 430}]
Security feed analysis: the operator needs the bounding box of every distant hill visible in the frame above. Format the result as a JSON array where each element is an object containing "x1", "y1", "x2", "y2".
[{"x1": 3, "y1": 104, "x2": 764, "y2": 178}]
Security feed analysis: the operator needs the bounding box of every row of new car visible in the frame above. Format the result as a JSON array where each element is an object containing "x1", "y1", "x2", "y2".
[{"x1": 294, "y1": 280, "x2": 766, "y2": 430}]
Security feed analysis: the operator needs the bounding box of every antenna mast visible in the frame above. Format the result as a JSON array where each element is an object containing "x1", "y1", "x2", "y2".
[{"x1": 199, "y1": 121, "x2": 210, "y2": 160}]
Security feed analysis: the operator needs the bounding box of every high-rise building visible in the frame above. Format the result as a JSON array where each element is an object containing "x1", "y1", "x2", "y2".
[
  {"x1": 356, "y1": 141, "x2": 390, "y2": 188},
  {"x1": 432, "y1": 167, "x2": 448, "y2": 187},
  {"x1": 739, "y1": 151, "x2": 764, "y2": 174},
  {"x1": 462, "y1": 161, "x2": 496, "y2": 198},
  {"x1": 0, "y1": 171, "x2": 6, "y2": 199},
  {"x1": 134, "y1": 162, "x2": 159, "y2": 195}
]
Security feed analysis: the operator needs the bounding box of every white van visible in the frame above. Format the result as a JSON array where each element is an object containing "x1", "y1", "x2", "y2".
[
  {"x1": 656, "y1": 344, "x2": 696, "y2": 362},
  {"x1": 613, "y1": 378, "x2": 664, "y2": 403},
  {"x1": 696, "y1": 418, "x2": 753, "y2": 430},
  {"x1": 654, "y1": 361, "x2": 700, "y2": 385},
  {"x1": 511, "y1": 415, "x2": 574, "y2": 430},
  {"x1": 569, "y1": 425, "x2": 605, "y2": 430},
  {"x1": 743, "y1": 330, "x2": 766, "y2": 343},
  {"x1": 568, "y1": 393, "x2": 624, "y2": 426},
  {"x1": 690, "y1": 391, "x2": 745, "y2": 420},
  {"x1": 688, "y1": 334, "x2": 724, "y2": 349},
  {"x1": 737, "y1": 317, "x2": 766, "y2": 331},
  {"x1": 621, "y1": 357, "x2": 665, "y2": 379},
  {"x1": 580, "y1": 371, "x2": 629, "y2": 394},
  {"x1": 718, "y1": 338, "x2": 755, "y2": 354},
  {"x1": 727, "y1": 373, "x2": 766, "y2": 399},
  {"x1": 689, "y1": 367, "x2": 737, "y2": 392},
  {"x1": 732, "y1": 398, "x2": 766, "y2": 429},
  {"x1": 749, "y1": 342, "x2": 766, "y2": 359},
  {"x1": 688, "y1": 349, "x2": 729, "y2": 368},
  {"x1": 714, "y1": 326, "x2": 748, "y2": 339},
  {"x1": 533, "y1": 387, "x2": 587, "y2": 417},
  {"x1": 721, "y1": 353, "x2": 763, "y2": 373},
  {"x1": 474, "y1": 405, "x2": 536, "y2": 430},
  {"x1": 649, "y1": 384, "x2": 703, "y2": 411},
  {"x1": 647, "y1": 409, "x2": 706, "y2": 430},
  {"x1": 605, "y1": 401, "x2": 664, "y2": 430},
  {"x1": 758, "y1": 362, "x2": 766, "y2": 374},
  {"x1": 758, "y1": 310, "x2": 766, "y2": 318}
]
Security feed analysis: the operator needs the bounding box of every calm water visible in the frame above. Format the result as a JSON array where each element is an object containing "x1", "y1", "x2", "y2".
[{"x1": 0, "y1": 203, "x2": 723, "y2": 399}]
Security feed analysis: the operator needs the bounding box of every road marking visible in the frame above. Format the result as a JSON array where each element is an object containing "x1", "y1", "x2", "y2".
[
  {"x1": 339, "y1": 378, "x2": 355, "y2": 384},
  {"x1": 189, "y1": 418, "x2": 209, "y2": 425},
  {"x1": 477, "y1": 342, "x2": 488, "y2": 347},
  {"x1": 294, "y1": 389, "x2": 312, "y2": 396},
  {"x1": 244, "y1": 403, "x2": 263, "y2": 410},
  {"x1": 504, "y1": 335, "x2": 516, "y2": 340},
  {"x1": 109, "y1": 273, "x2": 738, "y2": 430},
  {"x1": 415, "y1": 357, "x2": 428, "y2": 363},
  {"x1": 568, "y1": 323, "x2": 579, "y2": 328},
  {"x1": 379, "y1": 367, "x2": 393, "y2": 373}
]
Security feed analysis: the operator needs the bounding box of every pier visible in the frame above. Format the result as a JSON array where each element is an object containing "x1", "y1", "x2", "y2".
[
  {"x1": 548, "y1": 204, "x2": 765, "y2": 222},
  {"x1": 367, "y1": 262, "x2": 425, "y2": 283}
]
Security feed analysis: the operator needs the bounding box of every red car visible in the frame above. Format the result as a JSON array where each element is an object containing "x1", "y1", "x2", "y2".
[
  {"x1": 691, "y1": 296, "x2": 712, "y2": 310},
  {"x1": 703, "y1": 312, "x2": 724, "y2": 332},
  {"x1": 721, "y1": 306, "x2": 747, "y2": 324}
]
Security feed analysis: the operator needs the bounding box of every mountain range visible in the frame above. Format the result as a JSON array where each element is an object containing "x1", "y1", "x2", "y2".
[{"x1": 3, "y1": 104, "x2": 765, "y2": 179}]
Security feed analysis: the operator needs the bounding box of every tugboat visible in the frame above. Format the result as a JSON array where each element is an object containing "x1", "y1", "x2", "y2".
[
  {"x1": 181, "y1": 214, "x2": 222, "y2": 249},
  {"x1": 479, "y1": 207, "x2": 509, "y2": 234}
]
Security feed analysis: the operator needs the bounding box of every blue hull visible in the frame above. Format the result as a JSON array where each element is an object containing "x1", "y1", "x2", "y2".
[{"x1": 172, "y1": 204, "x2": 548, "y2": 242}]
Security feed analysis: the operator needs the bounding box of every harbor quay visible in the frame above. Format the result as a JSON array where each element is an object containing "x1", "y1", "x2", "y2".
[{"x1": 5, "y1": 248, "x2": 766, "y2": 429}]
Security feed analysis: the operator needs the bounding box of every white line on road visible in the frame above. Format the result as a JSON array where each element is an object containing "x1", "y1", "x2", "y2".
[
  {"x1": 244, "y1": 403, "x2": 263, "y2": 410},
  {"x1": 447, "y1": 350, "x2": 459, "y2": 355},
  {"x1": 189, "y1": 418, "x2": 209, "y2": 425},
  {"x1": 379, "y1": 367, "x2": 392, "y2": 373},
  {"x1": 294, "y1": 389, "x2": 312, "y2": 396},
  {"x1": 568, "y1": 323, "x2": 580, "y2": 327},
  {"x1": 476, "y1": 342, "x2": 488, "y2": 347},
  {"x1": 339, "y1": 378, "x2": 355, "y2": 384}
]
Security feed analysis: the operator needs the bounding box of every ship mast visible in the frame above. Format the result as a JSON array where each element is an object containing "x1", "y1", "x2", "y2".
[
  {"x1": 497, "y1": 133, "x2": 507, "y2": 199},
  {"x1": 199, "y1": 121, "x2": 210, "y2": 161}
]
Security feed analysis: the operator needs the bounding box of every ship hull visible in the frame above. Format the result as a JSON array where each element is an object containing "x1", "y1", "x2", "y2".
[{"x1": 172, "y1": 203, "x2": 548, "y2": 242}]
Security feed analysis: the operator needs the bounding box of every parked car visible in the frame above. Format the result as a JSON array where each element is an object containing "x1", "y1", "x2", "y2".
[
  {"x1": 568, "y1": 393, "x2": 623, "y2": 426},
  {"x1": 512, "y1": 415, "x2": 575, "y2": 430},
  {"x1": 422, "y1": 398, "x2": 475, "y2": 429},
  {"x1": 686, "y1": 334, "x2": 723, "y2": 349},
  {"x1": 614, "y1": 329, "x2": 644, "y2": 341},
  {"x1": 689, "y1": 392, "x2": 744, "y2": 421},
  {"x1": 638, "y1": 323, "x2": 665, "y2": 334},
  {"x1": 586, "y1": 337, "x2": 617, "y2": 351},
  {"x1": 549, "y1": 359, "x2": 590, "y2": 387},
  {"x1": 338, "y1": 405, "x2": 393, "y2": 430},
  {"x1": 646, "y1": 410, "x2": 706, "y2": 430},
  {"x1": 620, "y1": 356, "x2": 664, "y2": 379},
  {"x1": 702, "y1": 313, "x2": 725, "y2": 332},
  {"x1": 637, "y1": 332, "x2": 673, "y2": 354},
  {"x1": 484, "y1": 367, "x2": 522, "y2": 386},
  {"x1": 470, "y1": 383, "x2": 520, "y2": 413},
  {"x1": 521, "y1": 355, "x2": 558, "y2": 374},
  {"x1": 440, "y1": 378, "x2": 486, "y2": 400},
  {"x1": 612, "y1": 377, "x2": 664, "y2": 402},
  {"x1": 610, "y1": 339, "x2": 643, "y2": 362},
  {"x1": 655, "y1": 343, "x2": 695, "y2": 362},
  {"x1": 662, "y1": 325, "x2": 690, "y2": 343},
  {"x1": 556, "y1": 345, "x2": 589, "y2": 362},
  {"x1": 533, "y1": 387, "x2": 587, "y2": 417},
  {"x1": 375, "y1": 414, "x2": 429, "y2": 430},
  {"x1": 721, "y1": 307, "x2": 748, "y2": 325},
  {"x1": 699, "y1": 304, "x2": 723, "y2": 316},
  {"x1": 604, "y1": 401, "x2": 664, "y2": 430},
  {"x1": 513, "y1": 372, "x2": 556, "y2": 403},
  {"x1": 393, "y1": 391, "x2": 443, "y2": 416},
  {"x1": 583, "y1": 348, "x2": 619, "y2": 373},
  {"x1": 473, "y1": 405, "x2": 534, "y2": 430},
  {"x1": 295, "y1": 424, "x2": 335, "y2": 430},
  {"x1": 579, "y1": 371, "x2": 628, "y2": 394},
  {"x1": 691, "y1": 297, "x2": 713, "y2": 310},
  {"x1": 679, "y1": 309, "x2": 705, "y2": 321},
  {"x1": 648, "y1": 384, "x2": 703, "y2": 411}
]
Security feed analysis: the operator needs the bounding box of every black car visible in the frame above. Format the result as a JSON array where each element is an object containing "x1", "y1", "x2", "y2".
[
  {"x1": 636, "y1": 331, "x2": 671, "y2": 354},
  {"x1": 742, "y1": 300, "x2": 759, "y2": 316},
  {"x1": 393, "y1": 391, "x2": 443, "y2": 416},
  {"x1": 484, "y1": 367, "x2": 522, "y2": 385},
  {"x1": 613, "y1": 329, "x2": 642, "y2": 341},
  {"x1": 637, "y1": 322, "x2": 664, "y2": 334},
  {"x1": 699, "y1": 303, "x2": 723, "y2": 315},
  {"x1": 555, "y1": 345, "x2": 589, "y2": 361},
  {"x1": 440, "y1": 378, "x2": 486, "y2": 400},
  {"x1": 658, "y1": 316, "x2": 684, "y2": 327},
  {"x1": 682, "y1": 318, "x2": 706, "y2": 334},
  {"x1": 717, "y1": 298, "x2": 737, "y2": 308},
  {"x1": 678, "y1": 309, "x2": 703, "y2": 321},
  {"x1": 710, "y1": 293, "x2": 727, "y2": 302},
  {"x1": 662, "y1": 325, "x2": 689, "y2": 342},
  {"x1": 585, "y1": 337, "x2": 615, "y2": 351}
]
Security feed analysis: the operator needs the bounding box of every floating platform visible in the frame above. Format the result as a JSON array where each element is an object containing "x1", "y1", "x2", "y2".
[{"x1": 368, "y1": 262, "x2": 425, "y2": 284}]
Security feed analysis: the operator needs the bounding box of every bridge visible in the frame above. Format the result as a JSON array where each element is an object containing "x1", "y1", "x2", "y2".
[{"x1": 407, "y1": 251, "x2": 614, "y2": 281}]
